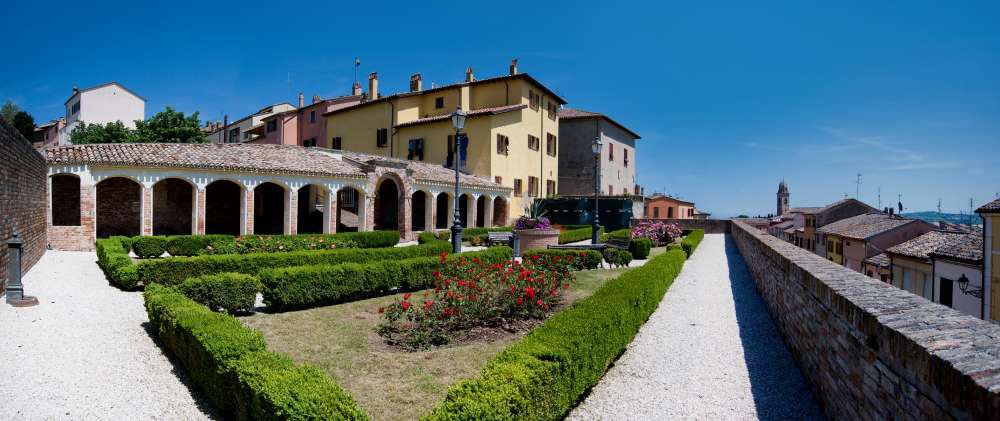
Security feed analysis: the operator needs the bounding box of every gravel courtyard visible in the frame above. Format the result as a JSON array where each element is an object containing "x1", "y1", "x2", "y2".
[
  {"x1": 569, "y1": 234, "x2": 825, "y2": 420},
  {"x1": 0, "y1": 251, "x2": 212, "y2": 420}
]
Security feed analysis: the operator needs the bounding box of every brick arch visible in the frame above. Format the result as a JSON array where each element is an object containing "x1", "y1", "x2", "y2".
[
  {"x1": 254, "y1": 182, "x2": 287, "y2": 235},
  {"x1": 492, "y1": 196, "x2": 509, "y2": 227},
  {"x1": 411, "y1": 190, "x2": 429, "y2": 232},
  {"x1": 96, "y1": 176, "x2": 142, "y2": 238},
  {"x1": 297, "y1": 183, "x2": 329, "y2": 234},
  {"x1": 435, "y1": 191, "x2": 452, "y2": 229},
  {"x1": 335, "y1": 186, "x2": 363, "y2": 232},
  {"x1": 205, "y1": 179, "x2": 243, "y2": 235},
  {"x1": 374, "y1": 176, "x2": 402, "y2": 231},
  {"x1": 50, "y1": 173, "x2": 81, "y2": 227},
  {"x1": 153, "y1": 177, "x2": 196, "y2": 236}
]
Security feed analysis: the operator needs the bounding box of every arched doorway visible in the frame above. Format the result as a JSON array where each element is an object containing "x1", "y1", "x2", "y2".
[
  {"x1": 50, "y1": 174, "x2": 81, "y2": 227},
  {"x1": 492, "y1": 197, "x2": 509, "y2": 227},
  {"x1": 435, "y1": 192, "x2": 450, "y2": 229},
  {"x1": 96, "y1": 177, "x2": 141, "y2": 238},
  {"x1": 254, "y1": 182, "x2": 286, "y2": 235},
  {"x1": 411, "y1": 191, "x2": 427, "y2": 232},
  {"x1": 336, "y1": 187, "x2": 361, "y2": 232},
  {"x1": 297, "y1": 184, "x2": 325, "y2": 234},
  {"x1": 374, "y1": 178, "x2": 400, "y2": 231},
  {"x1": 206, "y1": 180, "x2": 242, "y2": 235},
  {"x1": 458, "y1": 193, "x2": 470, "y2": 228},
  {"x1": 475, "y1": 195, "x2": 486, "y2": 228},
  {"x1": 153, "y1": 178, "x2": 195, "y2": 236}
]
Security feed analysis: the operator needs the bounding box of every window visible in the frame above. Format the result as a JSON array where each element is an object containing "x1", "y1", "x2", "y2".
[
  {"x1": 228, "y1": 127, "x2": 240, "y2": 143},
  {"x1": 266, "y1": 119, "x2": 277, "y2": 133},
  {"x1": 407, "y1": 138, "x2": 425, "y2": 161},
  {"x1": 303, "y1": 138, "x2": 317, "y2": 147},
  {"x1": 330, "y1": 137, "x2": 342, "y2": 149},
  {"x1": 653, "y1": 208, "x2": 660, "y2": 218},
  {"x1": 514, "y1": 179, "x2": 523, "y2": 196},
  {"x1": 338, "y1": 188, "x2": 357, "y2": 207},
  {"x1": 528, "y1": 177, "x2": 539, "y2": 197},
  {"x1": 376, "y1": 128, "x2": 388, "y2": 148},
  {"x1": 495, "y1": 176, "x2": 502, "y2": 184},
  {"x1": 528, "y1": 135, "x2": 540, "y2": 151},
  {"x1": 435, "y1": 97, "x2": 444, "y2": 109},
  {"x1": 667, "y1": 206, "x2": 673, "y2": 218},
  {"x1": 529, "y1": 90, "x2": 540, "y2": 110},
  {"x1": 688, "y1": 208, "x2": 693, "y2": 217},
  {"x1": 310, "y1": 110, "x2": 316, "y2": 123},
  {"x1": 836, "y1": 242, "x2": 843, "y2": 254},
  {"x1": 70, "y1": 101, "x2": 80, "y2": 115},
  {"x1": 546, "y1": 101, "x2": 558, "y2": 120},
  {"x1": 609, "y1": 185, "x2": 614, "y2": 195},
  {"x1": 546, "y1": 133, "x2": 557, "y2": 156},
  {"x1": 624, "y1": 149, "x2": 629, "y2": 167},
  {"x1": 546, "y1": 180, "x2": 556, "y2": 196},
  {"x1": 496, "y1": 134, "x2": 509, "y2": 155},
  {"x1": 827, "y1": 241, "x2": 833, "y2": 252},
  {"x1": 609, "y1": 143, "x2": 614, "y2": 161}
]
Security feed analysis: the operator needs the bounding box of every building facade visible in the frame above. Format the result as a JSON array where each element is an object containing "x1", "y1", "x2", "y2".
[
  {"x1": 887, "y1": 231, "x2": 973, "y2": 303},
  {"x1": 644, "y1": 194, "x2": 696, "y2": 219},
  {"x1": 556, "y1": 108, "x2": 640, "y2": 196},
  {"x1": 777, "y1": 180, "x2": 790, "y2": 216},
  {"x1": 33, "y1": 118, "x2": 65, "y2": 148},
  {"x1": 205, "y1": 103, "x2": 296, "y2": 144},
  {"x1": 817, "y1": 213, "x2": 935, "y2": 272},
  {"x1": 929, "y1": 232, "x2": 984, "y2": 319},
  {"x1": 976, "y1": 199, "x2": 999, "y2": 320},
  {"x1": 324, "y1": 61, "x2": 565, "y2": 220},
  {"x1": 251, "y1": 93, "x2": 362, "y2": 147},
  {"x1": 61, "y1": 82, "x2": 145, "y2": 144}
]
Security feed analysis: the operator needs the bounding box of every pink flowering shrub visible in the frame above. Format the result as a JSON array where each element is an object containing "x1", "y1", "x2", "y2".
[
  {"x1": 514, "y1": 215, "x2": 552, "y2": 230},
  {"x1": 631, "y1": 220, "x2": 682, "y2": 246}
]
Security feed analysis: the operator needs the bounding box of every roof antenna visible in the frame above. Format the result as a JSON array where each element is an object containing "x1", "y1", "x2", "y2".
[
  {"x1": 354, "y1": 57, "x2": 361, "y2": 87},
  {"x1": 855, "y1": 173, "x2": 861, "y2": 199}
]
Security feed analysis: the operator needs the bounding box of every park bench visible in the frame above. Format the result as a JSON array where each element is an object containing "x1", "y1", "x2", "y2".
[{"x1": 486, "y1": 231, "x2": 514, "y2": 247}]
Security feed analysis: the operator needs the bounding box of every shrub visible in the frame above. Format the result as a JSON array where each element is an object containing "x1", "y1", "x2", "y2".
[
  {"x1": 600, "y1": 228, "x2": 631, "y2": 243},
  {"x1": 603, "y1": 248, "x2": 633, "y2": 268},
  {"x1": 97, "y1": 237, "x2": 140, "y2": 290},
  {"x1": 523, "y1": 249, "x2": 602, "y2": 271},
  {"x1": 426, "y1": 249, "x2": 687, "y2": 420},
  {"x1": 138, "y1": 241, "x2": 452, "y2": 286},
  {"x1": 166, "y1": 235, "x2": 235, "y2": 257},
  {"x1": 629, "y1": 238, "x2": 653, "y2": 259},
  {"x1": 143, "y1": 284, "x2": 367, "y2": 419},
  {"x1": 418, "y1": 231, "x2": 449, "y2": 244},
  {"x1": 631, "y1": 220, "x2": 682, "y2": 246},
  {"x1": 178, "y1": 273, "x2": 262, "y2": 314},
  {"x1": 681, "y1": 229, "x2": 705, "y2": 258},
  {"x1": 133, "y1": 236, "x2": 168, "y2": 258},
  {"x1": 378, "y1": 252, "x2": 573, "y2": 350},
  {"x1": 558, "y1": 226, "x2": 602, "y2": 244},
  {"x1": 260, "y1": 247, "x2": 513, "y2": 311}
]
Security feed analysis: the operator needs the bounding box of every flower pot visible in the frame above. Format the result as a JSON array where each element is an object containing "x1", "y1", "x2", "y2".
[{"x1": 516, "y1": 229, "x2": 560, "y2": 251}]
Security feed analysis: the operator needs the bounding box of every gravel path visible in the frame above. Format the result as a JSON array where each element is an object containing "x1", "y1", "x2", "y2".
[
  {"x1": 568, "y1": 234, "x2": 824, "y2": 420},
  {"x1": 0, "y1": 251, "x2": 213, "y2": 420}
]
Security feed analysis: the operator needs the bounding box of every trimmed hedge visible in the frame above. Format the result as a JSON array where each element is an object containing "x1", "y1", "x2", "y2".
[
  {"x1": 137, "y1": 241, "x2": 452, "y2": 286},
  {"x1": 178, "y1": 273, "x2": 262, "y2": 314},
  {"x1": 143, "y1": 284, "x2": 367, "y2": 419},
  {"x1": 681, "y1": 229, "x2": 705, "y2": 257},
  {"x1": 522, "y1": 249, "x2": 602, "y2": 271},
  {"x1": 133, "y1": 236, "x2": 168, "y2": 258},
  {"x1": 603, "y1": 248, "x2": 633, "y2": 268},
  {"x1": 629, "y1": 238, "x2": 653, "y2": 259},
  {"x1": 167, "y1": 235, "x2": 234, "y2": 257},
  {"x1": 230, "y1": 231, "x2": 399, "y2": 253},
  {"x1": 426, "y1": 248, "x2": 688, "y2": 420},
  {"x1": 558, "y1": 226, "x2": 603, "y2": 244},
  {"x1": 260, "y1": 247, "x2": 513, "y2": 311},
  {"x1": 418, "y1": 231, "x2": 450, "y2": 244},
  {"x1": 96, "y1": 237, "x2": 140, "y2": 290}
]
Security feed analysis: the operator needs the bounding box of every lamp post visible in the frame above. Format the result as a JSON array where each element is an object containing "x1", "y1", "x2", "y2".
[
  {"x1": 591, "y1": 137, "x2": 603, "y2": 244},
  {"x1": 451, "y1": 107, "x2": 467, "y2": 253}
]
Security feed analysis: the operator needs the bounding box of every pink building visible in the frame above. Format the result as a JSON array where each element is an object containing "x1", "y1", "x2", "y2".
[{"x1": 251, "y1": 93, "x2": 361, "y2": 147}]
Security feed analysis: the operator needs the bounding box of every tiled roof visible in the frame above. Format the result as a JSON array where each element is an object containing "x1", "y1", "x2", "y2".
[
  {"x1": 558, "y1": 108, "x2": 641, "y2": 139},
  {"x1": 772, "y1": 220, "x2": 794, "y2": 230},
  {"x1": 886, "y1": 231, "x2": 970, "y2": 261},
  {"x1": 339, "y1": 151, "x2": 505, "y2": 189},
  {"x1": 817, "y1": 213, "x2": 915, "y2": 240},
  {"x1": 394, "y1": 104, "x2": 527, "y2": 128},
  {"x1": 864, "y1": 253, "x2": 891, "y2": 268},
  {"x1": 929, "y1": 232, "x2": 984, "y2": 263},
  {"x1": 977, "y1": 198, "x2": 1000, "y2": 214},
  {"x1": 787, "y1": 207, "x2": 822, "y2": 214}
]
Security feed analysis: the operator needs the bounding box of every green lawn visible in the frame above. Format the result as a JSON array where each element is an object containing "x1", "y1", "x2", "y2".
[{"x1": 241, "y1": 267, "x2": 630, "y2": 421}]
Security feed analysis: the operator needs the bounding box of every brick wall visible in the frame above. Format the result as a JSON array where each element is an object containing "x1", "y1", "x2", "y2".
[
  {"x1": 731, "y1": 220, "x2": 1000, "y2": 419},
  {"x1": 631, "y1": 218, "x2": 731, "y2": 234},
  {"x1": 0, "y1": 118, "x2": 47, "y2": 293}
]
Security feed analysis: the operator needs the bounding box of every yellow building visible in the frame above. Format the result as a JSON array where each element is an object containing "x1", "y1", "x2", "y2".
[
  {"x1": 977, "y1": 199, "x2": 999, "y2": 320},
  {"x1": 324, "y1": 60, "x2": 566, "y2": 221}
]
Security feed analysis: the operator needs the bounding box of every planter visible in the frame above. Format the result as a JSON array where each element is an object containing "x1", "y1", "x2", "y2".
[{"x1": 516, "y1": 229, "x2": 560, "y2": 251}]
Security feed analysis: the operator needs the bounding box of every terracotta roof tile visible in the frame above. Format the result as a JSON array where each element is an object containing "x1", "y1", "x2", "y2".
[
  {"x1": 886, "y1": 231, "x2": 970, "y2": 261},
  {"x1": 817, "y1": 213, "x2": 916, "y2": 240},
  {"x1": 929, "y1": 232, "x2": 984, "y2": 263},
  {"x1": 977, "y1": 198, "x2": 1000, "y2": 213},
  {"x1": 864, "y1": 253, "x2": 891, "y2": 268}
]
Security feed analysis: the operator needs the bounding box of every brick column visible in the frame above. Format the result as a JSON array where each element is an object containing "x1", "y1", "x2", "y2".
[
  {"x1": 141, "y1": 184, "x2": 153, "y2": 236},
  {"x1": 362, "y1": 192, "x2": 374, "y2": 232},
  {"x1": 483, "y1": 196, "x2": 494, "y2": 227},
  {"x1": 287, "y1": 189, "x2": 298, "y2": 235},
  {"x1": 195, "y1": 188, "x2": 206, "y2": 235},
  {"x1": 83, "y1": 183, "x2": 97, "y2": 247},
  {"x1": 401, "y1": 194, "x2": 412, "y2": 240},
  {"x1": 468, "y1": 195, "x2": 478, "y2": 229},
  {"x1": 325, "y1": 189, "x2": 337, "y2": 234},
  {"x1": 244, "y1": 188, "x2": 254, "y2": 235},
  {"x1": 426, "y1": 194, "x2": 436, "y2": 232}
]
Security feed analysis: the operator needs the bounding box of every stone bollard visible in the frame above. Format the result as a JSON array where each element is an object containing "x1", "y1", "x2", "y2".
[{"x1": 6, "y1": 233, "x2": 39, "y2": 307}]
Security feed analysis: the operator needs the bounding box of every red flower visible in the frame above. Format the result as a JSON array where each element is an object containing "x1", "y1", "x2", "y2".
[
  {"x1": 525, "y1": 286, "x2": 536, "y2": 299},
  {"x1": 378, "y1": 306, "x2": 385, "y2": 314},
  {"x1": 403, "y1": 293, "x2": 412, "y2": 300},
  {"x1": 433, "y1": 271, "x2": 441, "y2": 278},
  {"x1": 516, "y1": 297, "x2": 524, "y2": 306},
  {"x1": 457, "y1": 280, "x2": 467, "y2": 287},
  {"x1": 550, "y1": 289, "x2": 558, "y2": 297},
  {"x1": 563, "y1": 283, "x2": 571, "y2": 289},
  {"x1": 425, "y1": 300, "x2": 434, "y2": 310},
  {"x1": 439, "y1": 251, "x2": 448, "y2": 262},
  {"x1": 510, "y1": 285, "x2": 516, "y2": 294},
  {"x1": 401, "y1": 301, "x2": 411, "y2": 311},
  {"x1": 536, "y1": 299, "x2": 543, "y2": 306}
]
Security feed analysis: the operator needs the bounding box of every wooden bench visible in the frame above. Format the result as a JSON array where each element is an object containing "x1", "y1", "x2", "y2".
[{"x1": 486, "y1": 231, "x2": 513, "y2": 247}]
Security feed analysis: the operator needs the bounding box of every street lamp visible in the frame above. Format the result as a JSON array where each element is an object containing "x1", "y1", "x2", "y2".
[
  {"x1": 451, "y1": 107, "x2": 467, "y2": 253},
  {"x1": 591, "y1": 137, "x2": 603, "y2": 244}
]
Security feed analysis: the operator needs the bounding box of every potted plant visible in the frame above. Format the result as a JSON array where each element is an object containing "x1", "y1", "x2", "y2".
[{"x1": 514, "y1": 202, "x2": 559, "y2": 250}]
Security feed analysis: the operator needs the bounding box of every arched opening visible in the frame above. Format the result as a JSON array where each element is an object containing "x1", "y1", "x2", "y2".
[
  {"x1": 476, "y1": 195, "x2": 486, "y2": 228},
  {"x1": 374, "y1": 178, "x2": 400, "y2": 231},
  {"x1": 411, "y1": 191, "x2": 427, "y2": 232},
  {"x1": 96, "y1": 177, "x2": 141, "y2": 238},
  {"x1": 297, "y1": 184, "x2": 325, "y2": 234},
  {"x1": 492, "y1": 197, "x2": 509, "y2": 227},
  {"x1": 254, "y1": 182, "x2": 286, "y2": 235},
  {"x1": 336, "y1": 187, "x2": 361, "y2": 232},
  {"x1": 51, "y1": 174, "x2": 81, "y2": 226},
  {"x1": 206, "y1": 180, "x2": 242, "y2": 235},
  {"x1": 459, "y1": 193, "x2": 470, "y2": 228},
  {"x1": 153, "y1": 178, "x2": 194, "y2": 236},
  {"x1": 435, "y1": 193, "x2": 450, "y2": 229}
]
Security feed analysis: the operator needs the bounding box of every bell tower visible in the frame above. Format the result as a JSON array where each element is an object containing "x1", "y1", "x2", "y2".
[{"x1": 777, "y1": 180, "x2": 790, "y2": 216}]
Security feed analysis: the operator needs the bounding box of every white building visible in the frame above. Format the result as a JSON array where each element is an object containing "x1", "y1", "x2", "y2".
[
  {"x1": 204, "y1": 103, "x2": 296, "y2": 144},
  {"x1": 60, "y1": 82, "x2": 145, "y2": 144},
  {"x1": 930, "y1": 232, "x2": 985, "y2": 319}
]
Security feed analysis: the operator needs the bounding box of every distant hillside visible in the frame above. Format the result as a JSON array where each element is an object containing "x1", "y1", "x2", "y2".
[{"x1": 902, "y1": 211, "x2": 982, "y2": 226}]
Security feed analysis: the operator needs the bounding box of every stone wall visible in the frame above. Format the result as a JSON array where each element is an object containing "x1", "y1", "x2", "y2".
[
  {"x1": 0, "y1": 118, "x2": 47, "y2": 293},
  {"x1": 631, "y1": 218, "x2": 731, "y2": 234},
  {"x1": 731, "y1": 220, "x2": 1000, "y2": 419}
]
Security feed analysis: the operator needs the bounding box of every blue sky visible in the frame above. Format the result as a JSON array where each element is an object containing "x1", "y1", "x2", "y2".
[{"x1": 3, "y1": 1, "x2": 998, "y2": 217}]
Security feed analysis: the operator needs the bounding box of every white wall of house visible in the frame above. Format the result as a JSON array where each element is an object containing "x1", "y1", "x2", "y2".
[
  {"x1": 206, "y1": 103, "x2": 296, "y2": 143},
  {"x1": 65, "y1": 84, "x2": 145, "y2": 132},
  {"x1": 599, "y1": 122, "x2": 637, "y2": 195},
  {"x1": 933, "y1": 259, "x2": 984, "y2": 319}
]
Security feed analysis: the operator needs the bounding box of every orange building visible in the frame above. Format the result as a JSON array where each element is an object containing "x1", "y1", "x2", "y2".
[{"x1": 644, "y1": 194, "x2": 696, "y2": 219}]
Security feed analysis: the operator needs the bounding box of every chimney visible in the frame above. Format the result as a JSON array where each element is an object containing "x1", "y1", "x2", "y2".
[
  {"x1": 312, "y1": 95, "x2": 321, "y2": 104},
  {"x1": 298, "y1": 92, "x2": 304, "y2": 107},
  {"x1": 409, "y1": 73, "x2": 422, "y2": 92},
  {"x1": 509, "y1": 58, "x2": 518, "y2": 75},
  {"x1": 368, "y1": 72, "x2": 379, "y2": 99},
  {"x1": 352, "y1": 81, "x2": 362, "y2": 96},
  {"x1": 465, "y1": 67, "x2": 475, "y2": 82}
]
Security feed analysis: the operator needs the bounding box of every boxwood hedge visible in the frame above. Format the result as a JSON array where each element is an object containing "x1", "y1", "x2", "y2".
[
  {"x1": 425, "y1": 248, "x2": 687, "y2": 420},
  {"x1": 681, "y1": 229, "x2": 705, "y2": 257},
  {"x1": 166, "y1": 235, "x2": 234, "y2": 257},
  {"x1": 178, "y1": 273, "x2": 262, "y2": 314},
  {"x1": 559, "y1": 226, "x2": 603, "y2": 244},
  {"x1": 133, "y1": 236, "x2": 168, "y2": 258},
  {"x1": 522, "y1": 249, "x2": 602, "y2": 271},
  {"x1": 260, "y1": 247, "x2": 513, "y2": 311},
  {"x1": 96, "y1": 237, "x2": 140, "y2": 290},
  {"x1": 143, "y1": 284, "x2": 367, "y2": 419}
]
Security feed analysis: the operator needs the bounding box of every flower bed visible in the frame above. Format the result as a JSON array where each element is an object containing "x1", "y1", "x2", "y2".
[
  {"x1": 118, "y1": 231, "x2": 401, "y2": 259},
  {"x1": 631, "y1": 220, "x2": 682, "y2": 246},
  {"x1": 259, "y1": 247, "x2": 513, "y2": 312},
  {"x1": 377, "y1": 252, "x2": 575, "y2": 350}
]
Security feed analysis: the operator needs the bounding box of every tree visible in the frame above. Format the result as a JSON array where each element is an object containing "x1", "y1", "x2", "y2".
[
  {"x1": 69, "y1": 121, "x2": 135, "y2": 144},
  {"x1": 1, "y1": 100, "x2": 21, "y2": 123},
  {"x1": 133, "y1": 106, "x2": 207, "y2": 143},
  {"x1": 12, "y1": 111, "x2": 35, "y2": 141}
]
